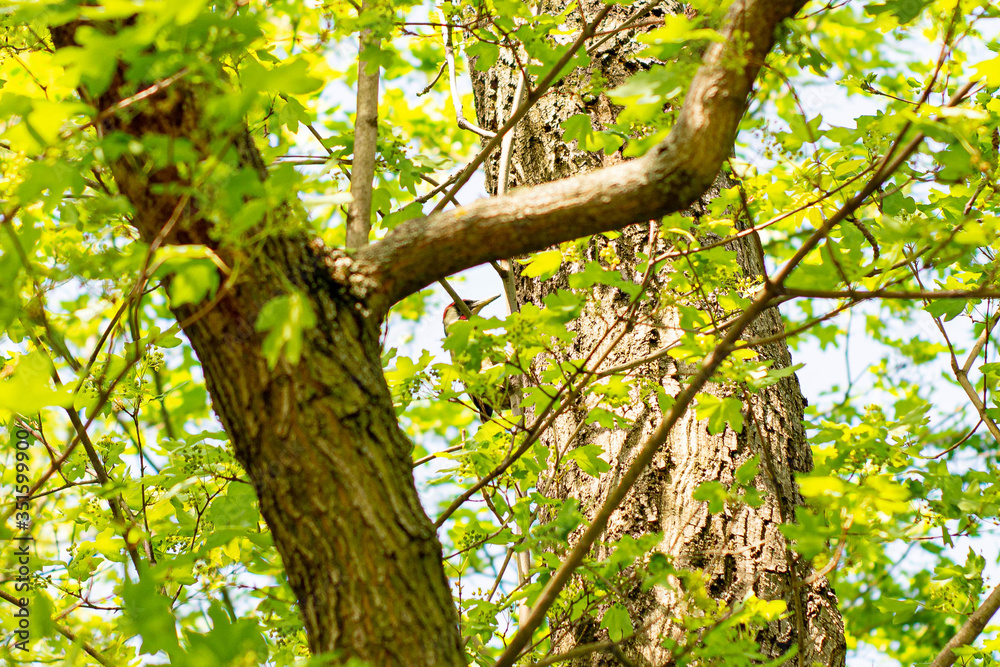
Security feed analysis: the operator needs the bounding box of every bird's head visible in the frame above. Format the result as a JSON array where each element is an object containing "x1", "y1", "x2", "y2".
[{"x1": 442, "y1": 295, "x2": 500, "y2": 332}]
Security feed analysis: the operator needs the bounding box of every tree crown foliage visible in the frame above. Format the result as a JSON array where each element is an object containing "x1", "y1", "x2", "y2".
[{"x1": 1, "y1": 0, "x2": 999, "y2": 665}]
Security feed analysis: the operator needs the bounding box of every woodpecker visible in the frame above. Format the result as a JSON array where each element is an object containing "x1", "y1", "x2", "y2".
[{"x1": 442, "y1": 295, "x2": 503, "y2": 421}]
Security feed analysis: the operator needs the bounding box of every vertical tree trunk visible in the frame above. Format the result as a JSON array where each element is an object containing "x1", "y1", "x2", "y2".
[
  {"x1": 48, "y1": 23, "x2": 466, "y2": 665},
  {"x1": 470, "y1": 2, "x2": 847, "y2": 664},
  {"x1": 161, "y1": 234, "x2": 470, "y2": 666},
  {"x1": 171, "y1": 239, "x2": 466, "y2": 666}
]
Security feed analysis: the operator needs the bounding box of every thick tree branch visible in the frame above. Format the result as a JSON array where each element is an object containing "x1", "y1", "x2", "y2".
[
  {"x1": 358, "y1": 0, "x2": 810, "y2": 314},
  {"x1": 346, "y1": 2, "x2": 380, "y2": 249}
]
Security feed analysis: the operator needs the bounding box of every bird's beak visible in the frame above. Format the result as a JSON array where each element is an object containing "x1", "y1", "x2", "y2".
[{"x1": 469, "y1": 294, "x2": 501, "y2": 315}]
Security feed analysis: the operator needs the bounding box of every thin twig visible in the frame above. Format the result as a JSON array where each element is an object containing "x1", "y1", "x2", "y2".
[
  {"x1": 418, "y1": 60, "x2": 447, "y2": 96},
  {"x1": 65, "y1": 68, "x2": 189, "y2": 138},
  {"x1": 413, "y1": 443, "x2": 464, "y2": 466},
  {"x1": 306, "y1": 122, "x2": 334, "y2": 156},
  {"x1": 527, "y1": 640, "x2": 618, "y2": 666},
  {"x1": 0, "y1": 589, "x2": 117, "y2": 667},
  {"x1": 779, "y1": 287, "x2": 1000, "y2": 300},
  {"x1": 586, "y1": 0, "x2": 658, "y2": 55},
  {"x1": 917, "y1": 420, "x2": 982, "y2": 460},
  {"x1": 435, "y1": 266, "x2": 659, "y2": 528}
]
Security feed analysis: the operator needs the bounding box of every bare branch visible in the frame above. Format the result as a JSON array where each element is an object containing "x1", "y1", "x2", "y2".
[
  {"x1": 429, "y1": 5, "x2": 614, "y2": 214},
  {"x1": 438, "y1": 276, "x2": 474, "y2": 318},
  {"x1": 66, "y1": 67, "x2": 189, "y2": 139},
  {"x1": 587, "y1": 0, "x2": 660, "y2": 55},
  {"x1": 496, "y1": 69, "x2": 526, "y2": 195},
  {"x1": 417, "y1": 60, "x2": 447, "y2": 96},
  {"x1": 527, "y1": 640, "x2": 619, "y2": 666}
]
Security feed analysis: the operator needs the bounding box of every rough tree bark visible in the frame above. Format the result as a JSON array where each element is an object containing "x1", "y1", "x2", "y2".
[
  {"x1": 48, "y1": 25, "x2": 467, "y2": 667},
  {"x1": 45, "y1": 0, "x2": 832, "y2": 664},
  {"x1": 469, "y1": 1, "x2": 846, "y2": 664}
]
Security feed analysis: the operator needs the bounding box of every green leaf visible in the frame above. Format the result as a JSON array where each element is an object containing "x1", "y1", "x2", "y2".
[
  {"x1": 694, "y1": 394, "x2": 744, "y2": 434},
  {"x1": 184, "y1": 602, "x2": 268, "y2": 664},
  {"x1": 874, "y1": 597, "x2": 919, "y2": 623},
  {"x1": 735, "y1": 455, "x2": 760, "y2": 486},
  {"x1": 568, "y1": 261, "x2": 640, "y2": 296},
  {"x1": 29, "y1": 592, "x2": 56, "y2": 643},
  {"x1": 167, "y1": 260, "x2": 220, "y2": 306},
  {"x1": 973, "y1": 54, "x2": 1000, "y2": 87},
  {"x1": 467, "y1": 40, "x2": 499, "y2": 71},
  {"x1": 154, "y1": 246, "x2": 222, "y2": 307},
  {"x1": 600, "y1": 603, "x2": 633, "y2": 642},
  {"x1": 383, "y1": 201, "x2": 424, "y2": 230},
  {"x1": 255, "y1": 291, "x2": 318, "y2": 368},
  {"x1": 560, "y1": 114, "x2": 625, "y2": 155},
  {"x1": 637, "y1": 15, "x2": 722, "y2": 51},
  {"x1": 207, "y1": 483, "x2": 260, "y2": 529},
  {"x1": 521, "y1": 249, "x2": 563, "y2": 279},
  {"x1": 923, "y1": 299, "x2": 967, "y2": 321},
  {"x1": 122, "y1": 569, "x2": 180, "y2": 657},
  {"x1": 608, "y1": 64, "x2": 687, "y2": 111},
  {"x1": 865, "y1": 0, "x2": 931, "y2": 24},
  {"x1": 566, "y1": 444, "x2": 611, "y2": 478},
  {"x1": 797, "y1": 476, "x2": 847, "y2": 498},
  {"x1": 693, "y1": 480, "x2": 728, "y2": 514},
  {"x1": 0, "y1": 351, "x2": 73, "y2": 414},
  {"x1": 747, "y1": 363, "x2": 804, "y2": 390},
  {"x1": 241, "y1": 57, "x2": 323, "y2": 95}
]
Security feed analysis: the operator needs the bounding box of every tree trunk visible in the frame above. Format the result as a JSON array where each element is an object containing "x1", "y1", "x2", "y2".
[
  {"x1": 171, "y1": 238, "x2": 465, "y2": 666},
  {"x1": 469, "y1": 3, "x2": 847, "y2": 664},
  {"x1": 50, "y1": 23, "x2": 465, "y2": 667}
]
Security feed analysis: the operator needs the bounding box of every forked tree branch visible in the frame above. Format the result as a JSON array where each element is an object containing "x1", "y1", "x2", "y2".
[{"x1": 358, "y1": 0, "x2": 811, "y2": 315}]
